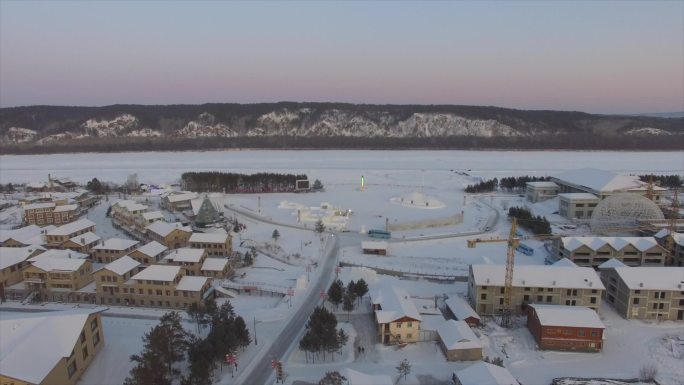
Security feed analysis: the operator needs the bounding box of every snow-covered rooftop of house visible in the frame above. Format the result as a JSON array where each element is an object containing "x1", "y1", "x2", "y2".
[
  {"x1": 165, "y1": 248, "x2": 205, "y2": 263},
  {"x1": 654, "y1": 229, "x2": 684, "y2": 246},
  {"x1": 561, "y1": 237, "x2": 660, "y2": 252},
  {"x1": 611, "y1": 266, "x2": 684, "y2": 290},
  {"x1": 0, "y1": 246, "x2": 42, "y2": 270},
  {"x1": 189, "y1": 232, "x2": 229, "y2": 244},
  {"x1": 445, "y1": 295, "x2": 480, "y2": 322},
  {"x1": 68, "y1": 231, "x2": 101, "y2": 246},
  {"x1": 553, "y1": 168, "x2": 656, "y2": 193},
  {"x1": 551, "y1": 258, "x2": 578, "y2": 267},
  {"x1": 166, "y1": 192, "x2": 198, "y2": 203},
  {"x1": 436, "y1": 320, "x2": 481, "y2": 350},
  {"x1": 22, "y1": 202, "x2": 56, "y2": 210},
  {"x1": 30, "y1": 257, "x2": 87, "y2": 272},
  {"x1": 0, "y1": 308, "x2": 106, "y2": 385},
  {"x1": 176, "y1": 276, "x2": 208, "y2": 291},
  {"x1": 455, "y1": 362, "x2": 519, "y2": 385},
  {"x1": 526, "y1": 181, "x2": 558, "y2": 188},
  {"x1": 146, "y1": 221, "x2": 191, "y2": 237},
  {"x1": 470, "y1": 265, "x2": 604, "y2": 290},
  {"x1": 344, "y1": 368, "x2": 393, "y2": 385},
  {"x1": 113, "y1": 200, "x2": 148, "y2": 212},
  {"x1": 190, "y1": 195, "x2": 223, "y2": 216},
  {"x1": 371, "y1": 285, "x2": 422, "y2": 323},
  {"x1": 103, "y1": 255, "x2": 140, "y2": 276},
  {"x1": 28, "y1": 248, "x2": 88, "y2": 261},
  {"x1": 597, "y1": 258, "x2": 627, "y2": 269},
  {"x1": 529, "y1": 304, "x2": 605, "y2": 329},
  {"x1": 47, "y1": 218, "x2": 96, "y2": 236},
  {"x1": 131, "y1": 265, "x2": 181, "y2": 282},
  {"x1": 361, "y1": 240, "x2": 388, "y2": 250},
  {"x1": 93, "y1": 237, "x2": 139, "y2": 251},
  {"x1": 201, "y1": 258, "x2": 228, "y2": 271},
  {"x1": 134, "y1": 241, "x2": 167, "y2": 258},
  {"x1": 142, "y1": 211, "x2": 164, "y2": 221},
  {"x1": 0, "y1": 224, "x2": 51, "y2": 245},
  {"x1": 558, "y1": 193, "x2": 600, "y2": 201},
  {"x1": 53, "y1": 204, "x2": 78, "y2": 213}
]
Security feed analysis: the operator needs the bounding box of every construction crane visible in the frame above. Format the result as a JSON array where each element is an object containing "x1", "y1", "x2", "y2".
[{"x1": 665, "y1": 188, "x2": 680, "y2": 265}]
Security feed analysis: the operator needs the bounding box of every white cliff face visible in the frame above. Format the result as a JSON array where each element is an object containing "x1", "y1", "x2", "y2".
[
  {"x1": 396, "y1": 113, "x2": 520, "y2": 137},
  {"x1": 176, "y1": 112, "x2": 237, "y2": 138},
  {"x1": 624, "y1": 127, "x2": 674, "y2": 136},
  {"x1": 82, "y1": 114, "x2": 140, "y2": 137},
  {"x1": 2, "y1": 127, "x2": 37, "y2": 144}
]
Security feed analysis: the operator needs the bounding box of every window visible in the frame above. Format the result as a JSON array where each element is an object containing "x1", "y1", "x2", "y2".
[
  {"x1": 406, "y1": 333, "x2": 412, "y2": 339},
  {"x1": 537, "y1": 296, "x2": 543, "y2": 302},
  {"x1": 546, "y1": 296, "x2": 552, "y2": 302},
  {"x1": 67, "y1": 361, "x2": 77, "y2": 378},
  {"x1": 499, "y1": 298, "x2": 504, "y2": 305},
  {"x1": 652, "y1": 303, "x2": 658, "y2": 310},
  {"x1": 481, "y1": 293, "x2": 487, "y2": 300},
  {"x1": 659, "y1": 303, "x2": 664, "y2": 310},
  {"x1": 590, "y1": 297, "x2": 597, "y2": 304},
  {"x1": 395, "y1": 322, "x2": 402, "y2": 328},
  {"x1": 90, "y1": 318, "x2": 98, "y2": 331},
  {"x1": 633, "y1": 298, "x2": 640, "y2": 305},
  {"x1": 578, "y1": 330, "x2": 585, "y2": 337},
  {"x1": 523, "y1": 295, "x2": 530, "y2": 301},
  {"x1": 500, "y1": 287, "x2": 505, "y2": 294},
  {"x1": 591, "y1": 331, "x2": 599, "y2": 337},
  {"x1": 407, "y1": 322, "x2": 412, "y2": 327},
  {"x1": 635, "y1": 290, "x2": 641, "y2": 294}
]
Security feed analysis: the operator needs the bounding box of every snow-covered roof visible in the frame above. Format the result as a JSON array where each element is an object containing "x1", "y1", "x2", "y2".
[
  {"x1": 526, "y1": 181, "x2": 558, "y2": 188},
  {"x1": 362, "y1": 240, "x2": 388, "y2": 250},
  {"x1": 0, "y1": 224, "x2": 51, "y2": 245},
  {"x1": 28, "y1": 248, "x2": 88, "y2": 261},
  {"x1": 371, "y1": 285, "x2": 422, "y2": 323},
  {"x1": 553, "y1": 168, "x2": 652, "y2": 193},
  {"x1": 455, "y1": 362, "x2": 519, "y2": 385},
  {"x1": 176, "y1": 276, "x2": 208, "y2": 291},
  {"x1": 93, "y1": 237, "x2": 139, "y2": 251},
  {"x1": 68, "y1": 231, "x2": 101, "y2": 246},
  {"x1": 610, "y1": 266, "x2": 684, "y2": 290},
  {"x1": 597, "y1": 258, "x2": 627, "y2": 269},
  {"x1": 654, "y1": 229, "x2": 684, "y2": 246},
  {"x1": 53, "y1": 204, "x2": 78, "y2": 213},
  {"x1": 529, "y1": 304, "x2": 605, "y2": 329},
  {"x1": 131, "y1": 265, "x2": 181, "y2": 282},
  {"x1": 436, "y1": 320, "x2": 481, "y2": 350},
  {"x1": 134, "y1": 241, "x2": 168, "y2": 258},
  {"x1": 30, "y1": 257, "x2": 87, "y2": 272},
  {"x1": 344, "y1": 369, "x2": 393, "y2": 385},
  {"x1": 201, "y1": 258, "x2": 228, "y2": 271},
  {"x1": 0, "y1": 308, "x2": 106, "y2": 385},
  {"x1": 470, "y1": 265, "x2": 604, "y2": 290},
  {"x1": 561, "y1": 237, "x2": 661, "y2": 252},
  {"x1": 146, "y1": 221, "x2": 191, "y2": 237},
  {"x1": 0, "y1": 246, "x2": 42, "y2": 270},
  {"x1": 166, "y1": 192, "x2": 198, "y2": 203},
  {"x1": 551, "y1": 258, "x2": 578, "y2": 267},
  {"x1": 103, "y1": 256, "x2": 140, "y2": 276},
  {"x1": 47, "y1": 218, "x2": 96, "y2": 236},
  {"x1": 165, "y1": 248, "x2": 205, "y2": 263},
  {"x1": 558, "y1": 193, "x2": 600, "y2": 201},
  {"x1": 113, "y1": 200, "x2": 148, "y2": 212},
  {"x1": 445, "y1": 295, "x2": 480, "y2": 322},
  {"x1": 22, "y1": 202, "x2": 55, "y2": 210},
  {"x1": 189, "y1": 232, "x2": 229, "y2": 244},
  {"x1": 142, "y1": 211, "x2": 164, "y2": 221}
]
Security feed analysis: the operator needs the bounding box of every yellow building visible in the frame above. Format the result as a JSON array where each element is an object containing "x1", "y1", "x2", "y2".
[
  {"x1": 22, "y1": 257, "x2": 93, "y2": 302},
  {"x1": 164, "y1": 248, "x2": 208, "y2": 276},
  {"x1": 200, "y1": 258, "x2": 233, "y2": 278},
  {"x1": 188, "y1": 232, "x2": 232, "y2": 257},
  {"x1": 124, "y1": 265, "x2": 212, "y2": 309},
  {"x1": 145, "y1": 221, "x2": 192, "y2": 249},
  {"x1": 22, "y1": 202, "x2": 79, "y2": 226},
  {"x1": 110, "y1": 200, "x2": 149, "y2": 233},
  {"x1": 45, "y1": 219, "x2": 96, "y2": 248},
  {"x1": 0, "y1": 246, "x2": 44, "y2": 289},
  {"x1": 128, "y1": 241, "x2": 168, "y2": 266},
  {"x1": 60, "y1": 232, "x2": 101, "y2": 254},
  {"x1": 371, "y1": 285, "x2": 422, "y2": 344},
  {"x1": 0, "y1": 224, "x2": 53, "y2": 248},
  {"x1": 94, "y1": 256, "x2": 141, "y2": 306},
  {"x1": 0, "y1": 308, "x2": 105, "y2": 385},
  {"x1": 92, "y1": 238, "x2": 139, "y2": 264}
]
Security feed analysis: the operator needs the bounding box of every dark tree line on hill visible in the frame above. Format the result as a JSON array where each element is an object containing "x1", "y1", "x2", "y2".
[
  {"x1": 299, "y1": 306, "x2": 349, "y2": 363},
  {"x1": 499, "y1": 176, "x2": 550, "y2": 192},
  {"x1": 181, "y1": 171, "x2": 307, "y2": 193},
  {"x1": 124, "y1": 300, "x2": 250, "y2": 385},
  {"x1": 3, "y1": 134, "x2": 683, "y2": 155},
  {"x1": 465, "y1": 179, "x2": 498, "y2": 193},
  {"x1": 638, "y1": 174, "x2": 682, "y2": 189},
  {"x1": 508, "y1": 207, "x2": 551, "y2": 235}
]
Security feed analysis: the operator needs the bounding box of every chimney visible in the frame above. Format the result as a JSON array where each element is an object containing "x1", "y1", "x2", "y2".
[
  {"x1": 552, "y1": 280, "x2": 556, "y2": 286},
  {"x1": 81, "y1": 238, "x2": 85, "y2": 244}
]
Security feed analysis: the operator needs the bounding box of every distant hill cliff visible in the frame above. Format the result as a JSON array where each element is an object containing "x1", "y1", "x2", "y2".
[{"x1": 1, "y1": 103, "x2": 682, "y2": 153}]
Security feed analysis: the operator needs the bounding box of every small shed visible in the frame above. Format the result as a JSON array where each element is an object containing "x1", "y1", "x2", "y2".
[
  {"x1": 445, "y1": 295, "x2": 481, "y2": 326},
  {"x1": 435, "y1": 320, "x2": 482, "y2": 361},
  {"x1": 362, "y1": 240, "x2": 388, "y2": 256}
]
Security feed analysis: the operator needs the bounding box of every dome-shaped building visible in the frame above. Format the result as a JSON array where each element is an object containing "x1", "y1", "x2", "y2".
[{"x1": 590, "y1": 193, "x2": 664, "y2": 235}]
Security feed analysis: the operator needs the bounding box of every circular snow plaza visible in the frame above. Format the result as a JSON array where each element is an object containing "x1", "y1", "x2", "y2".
[
  {"x1": 390, "y1": 191, "x2": 446, "y2": 209},
  {"x1": 590, "y1": 193, "x2": 664, "y2": 235}
]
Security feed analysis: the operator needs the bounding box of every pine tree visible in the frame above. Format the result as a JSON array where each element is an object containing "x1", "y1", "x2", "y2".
[
  {"x1": 156, "y1": 312, "x2": 190, "y2": 378},
  {"x1": 353, "y1": 278, "x2": 368, "y2": 306},
  {"x1": 233, "y1": 316, "x2": 252, "y2": 350},
  {"x1": 272, "y1": 229, "x2": 280, "y2": 242},
  {"x1": 312, "y1": 179, "x2": 324, "y2": 191},
  {"x1": 396, "y1": 358, "x2": 411, "y2": 382},
  {"x1": 125, "y1": 349, "x2": 171, "y2": 385},
  {"x1": 315, "y1": 219, "x2": 326, "y2": 233},
  {"x1": 336, "y1": 329, "x2": 348, "y2": 355},
  {"x1": 182, "y1": 336, "x2": 216, "y2": 385},
  {"x1": 318, "y1": 371, "x2": 346, "y2": 385},
  {"x1": 343, "y1": 292, "x2": 355, "y2": 320},
  {"x1": 327, "y1": 280, "x2": 343, "y2": 309}
]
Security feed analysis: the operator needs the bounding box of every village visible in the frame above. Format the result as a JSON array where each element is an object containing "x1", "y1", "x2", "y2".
[{"x1": 0, "y1": 166, "x2": 683, "y2": 385}]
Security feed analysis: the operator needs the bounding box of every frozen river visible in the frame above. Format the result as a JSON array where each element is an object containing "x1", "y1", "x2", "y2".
[{"x1": 1, "y1": 149, "x2": 682, "y2": 184}]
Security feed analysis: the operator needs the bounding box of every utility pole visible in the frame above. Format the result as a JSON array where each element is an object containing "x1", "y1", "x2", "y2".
[{"x1": 253, "y1": 316, "x2": 258, "y2": 345}]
